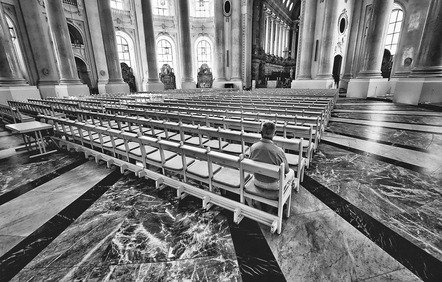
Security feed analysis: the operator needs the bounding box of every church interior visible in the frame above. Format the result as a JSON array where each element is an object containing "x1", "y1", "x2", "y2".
[{"x1": 0, "y1": 0, "x2": 441, "y2": 281}]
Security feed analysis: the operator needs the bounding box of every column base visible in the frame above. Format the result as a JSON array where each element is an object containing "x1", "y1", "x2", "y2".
[
  {"x1": 97, "y1": 82, "x2": 107, "y2": 94},
  {"x1": 105, "y1": 83, "x2": 130, "y2": 94},
  {"x1": 145, "y1": 81, "x2": 164, "y2": 91},
  {"x1": 347, "y1": 78, "x2": 390, "y2": 98},
  {"x1": 38, "y1": 84, "x2": 90, "y2": 99},
  {"x1": 394, "y1": 77, "x2": 442, "y2": 105},
  {"x1": 0, "y1": 86, "x2": 41, "y2": 105},
  {"x1": 291, "y1": 79, "x2": 334, "y2": 89},
  {"x1": 181, "y1": 81, "x2": 196, "y2": 89}
]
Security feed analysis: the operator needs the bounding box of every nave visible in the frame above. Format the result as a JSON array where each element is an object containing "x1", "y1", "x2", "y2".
[{"x1": 0, "y1": 91, "x2": 441, "y2": 281}]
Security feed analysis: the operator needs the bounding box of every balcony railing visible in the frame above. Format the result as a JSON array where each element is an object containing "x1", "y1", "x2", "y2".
[{"x1": 63, "y1": 0, "x2": 78, "y2": 6}]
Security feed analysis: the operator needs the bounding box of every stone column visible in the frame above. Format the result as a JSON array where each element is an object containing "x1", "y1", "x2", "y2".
[
  {"x1": 316, "y1": 0, "x2": 339, "y2": 79},
  {"x1": 340, "y1": 0, "x2": 363, "y2": 90},
  {"x1": 279, "y1": 22, "x2": 284, "y2": 57},
  {"x1": 294, "y1": 0, "x2": 317, "y2": 80},
  {"x1": 0, "y1": 6, "x2": 26, "y2": 85},
  {"x1": 84, "y1": 0, "x2": 109, "y2": 94},
  {"x1": 347, "y1": 0, "x2": 394, "y2": 98},
  {"x1": 0, "y1": 5, "x2": 41, "y2": 105},
  {"x1": 269, "y1": 15, "x2": 275, "y2": 54},
  {"x1": 357, "y1": 0, "x2": 394, "y2": 78},
  {"x1": 264, "y1": 12, "x2": 271, "y2": 53},
  {"x1": 409, "y1": 0, "x2": 442, "y2": 78},
  {"x1": 213, "y1": 0, "x2": 225, "y2": 84},
  {"x1": 394, "y1": 0, "x2": 442, "y2": 104},
  {"x1": 274, "y1": 19, "x2": 280, "y2": 56},
  {"x1": 177, "y1": 0, "x2": 195, "y2": 88},
  {"x1": 46, "y1": 0, "x2": 82, "y2": 85},
  {"x1": 140, "y1": 0, "x2": 163, "y2": 90},
  {"x1": 97, "y1": 0, "x2": 129, "y2": 93},
  {"x1": 231, "y1": 0, "x2": 242, "y2": 82}
]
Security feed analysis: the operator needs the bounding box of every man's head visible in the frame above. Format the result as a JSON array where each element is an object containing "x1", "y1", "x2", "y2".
[{"x1": 260, "y1": 121, "x2": 276, "y2": 139}]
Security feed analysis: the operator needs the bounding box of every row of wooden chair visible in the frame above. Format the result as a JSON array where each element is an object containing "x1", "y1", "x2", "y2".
[
  {"x1": 41, "y1": 114, "x2": 301, "y2": 234},
  {"x1": 0, "y1": 103, "x2": 34, "y2": 123}
]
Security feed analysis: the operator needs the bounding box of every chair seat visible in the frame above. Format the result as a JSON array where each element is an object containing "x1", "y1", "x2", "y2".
[
  {"x1": 83, "y1": 132, "x2": 100, "y2": 141},
  {"x1": 169, "y1": 133, "x2": 191, "y2": 142},
  {"x1": 204, "y1": 139, "x2": 229, "y2": 150},
  {"x1": 163, "y1": 156, "x2": 195, "y2": 171},
  {"x1": 116, "y1": 141, "x2": 139, "y2": 152},
  {"x1": 102, "y1": 138, "x2": 124, "y2": 148},
  {"x1": 213, "y1": 167, "x2": 250, "y2": 188},
  {"x1": 286, "y1": 153, "x2": 300, "y2": 166},
  {"x1": 130, "y1": 145, "x2": 158, "y2": 157},
  {"x1": 222, "y1": 143, "x2": 249, "y2": 154},
  {"x1": 156, "y1": 131, "x2": 177, "y2": 139},
  {"x1": 146, "y1": 149, "x2": 176, "y2": 162},
  {"x1": 244, "y1": 178, "x2": 279, "y2": 200},
  {"x1": 149, "y1": 130, "x2": 164, "y2": 137},
  {"x1": 186, "y1": 160, "x2": 221, "y2": 178},
  {"x1": 185, "y1": 136, "x2": 209, "y2": 146}
]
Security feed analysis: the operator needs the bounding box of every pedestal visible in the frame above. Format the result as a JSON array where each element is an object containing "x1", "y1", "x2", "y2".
[
  {"x1": 105, "y1": 83, "x2": 130, "y2": 94},
  {"x1": 146, "y1": 81, "x2": 164, "y2": 92},
  {"x1": 38, "y1": 84, "x2": 90, "y2": 99},
  {"x1": 347, "y1": 78, "x2": 390, "y2": 98},
  {"x1": 394, "y1": 78, "x2": 442, "y2": 105},
  {"x1": 291, "y1": 79, "x2": 334, "y2": 89},
  {"x1": 0, "y1": 86, "x2": 41, "y2": 105},
  {"x1": 181, "y1": 81, "x2": 196, "y2": 89}
]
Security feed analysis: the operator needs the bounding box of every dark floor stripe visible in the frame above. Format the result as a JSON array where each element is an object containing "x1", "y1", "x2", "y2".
[
  {"x1": 321, "y1": 140, "x2": 430, "y2": 175},
  {"x1": 223, "y1": 193, "x2": 286, "y2": 282},
  {"x1": 302, "y1": 175, "x2": 442, "y2": 282},
  {"x1": 324, "y1": 130, "x2": 429, "y2": 153},
  {"x1": 330, "y1": 114, "x2": 442, "y2": 127},
  {"x1": 328, "y1": 119, "x2": 442, "y2": 135},
  {"x1": 0, "y1": 169, "x2": 121, "y2": 282},
  {"x1": 419, "y1": 103, "x2": 442, "y2": 112},
  {"x1": 0, "y1": 158, "x2": 88, "y2": 206}
]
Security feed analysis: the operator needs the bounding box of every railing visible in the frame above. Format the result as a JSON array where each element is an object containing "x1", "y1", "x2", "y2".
[{"x1": 63, "y1": 0, "x2": 78, "y2": 6}]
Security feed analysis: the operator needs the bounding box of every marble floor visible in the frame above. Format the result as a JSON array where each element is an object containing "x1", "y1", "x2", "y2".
[{"x1": 0, "y1": 97, "x2": 441, "y2": 281}]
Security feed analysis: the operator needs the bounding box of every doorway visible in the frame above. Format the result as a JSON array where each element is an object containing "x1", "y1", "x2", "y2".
[
  {"x1": 75, "y1": 57, "x2": 92, "y2": 91},
  {"x1": 332, "y1": 55, "x2": 343, "y2": 89}
]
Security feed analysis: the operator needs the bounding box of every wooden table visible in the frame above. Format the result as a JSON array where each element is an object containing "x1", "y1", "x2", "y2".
[{"x1": 6, "y1": 121, "x2": 57, "y2": 158}]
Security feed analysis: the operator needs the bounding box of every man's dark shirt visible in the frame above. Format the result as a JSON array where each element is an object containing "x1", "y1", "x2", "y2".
[{"x1": 249, "y1": 138, "x2": 289, "y2": 183}]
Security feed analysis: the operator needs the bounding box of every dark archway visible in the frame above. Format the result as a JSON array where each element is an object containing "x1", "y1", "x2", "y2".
[
  {"x1": 75, "y1": 57, "x2": 92, "y2": 91},
  {"x1": 381, "y1": 49, "x2": 393, "y2": 79},
  {"x1": 67, "y1": 23, "x2": 84, "y2": 45},
  {"x1": 332, "y1": 55, "x2": 343, "y2": 88}
]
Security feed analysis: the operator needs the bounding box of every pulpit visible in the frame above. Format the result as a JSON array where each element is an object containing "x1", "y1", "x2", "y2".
[
  {"x1": 159, "y1": 64, "x2": 176, "y2": 90},
  {"x1": 197, "y1": 64, "x2": 214, "y2": 88}
]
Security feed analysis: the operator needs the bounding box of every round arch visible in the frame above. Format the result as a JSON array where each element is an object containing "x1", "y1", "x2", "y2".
[
  {"x1": 194, "y1": 36, "x2": 214, "y2": 82},
  {"x1": 67, "y1": 22, "x2": 84, "y2": 45}
]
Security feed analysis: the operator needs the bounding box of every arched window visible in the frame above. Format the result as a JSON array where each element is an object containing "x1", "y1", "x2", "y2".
[
  {"x1": 116, "y1": 35, "x2": 131, "y2": 65},
  {"x1": 110, "y1": 0, "x2": 123, "y2": 10},
  {"x1": 154, "y1": 0, "x2": 169, "y2": 16},
  {"x1": 196, "y1": 39, "x2": 212, "y2": 68},
  {"x1": 385, "y1": 5, "x2": 404, "y2": 55},
  {"x1": 195, "y1": 0, "x2": 211, "y2": 17},
  {"x1": 157, "y1": 39, "x2": 174, "y2": 68}
]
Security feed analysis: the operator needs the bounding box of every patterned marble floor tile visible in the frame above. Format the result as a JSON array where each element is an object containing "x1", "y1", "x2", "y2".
[
  {"x1": 308, "y1": 143, "x2": 442, "y2": 262},
  {"x1": 331, "y1": 112, "x2": 442, "y2": 126},
  {"x1": 361, "y1": 268, "x2": 423, "y2": 282},
  {"x1": 322, "y1": 132, "x2": 442, "y2": 173},
  {"x1": 11, "y1": 175, "x2": 241, "y2": 281},
  {"x1": 0, "y1": 152, "x2": 84, "y2": 197},
  {"x1": 327, "y1": 123, "x2": 442, "y2": 155},
  {"x1": 329, "y1": 117, "x2": 442, "y2": 134},
  {"x1": 260, "y1": 187, "x2": 421, "y2": 282}
]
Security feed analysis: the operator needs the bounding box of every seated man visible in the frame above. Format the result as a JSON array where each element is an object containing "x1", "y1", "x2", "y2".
[{"x1": 249, "y1": 121, "x2": 295, "y2": 192}]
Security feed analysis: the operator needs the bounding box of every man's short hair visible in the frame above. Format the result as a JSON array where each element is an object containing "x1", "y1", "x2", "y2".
[{"x1": 261, "y1": 121, "x2": 276, "y2": 137}]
